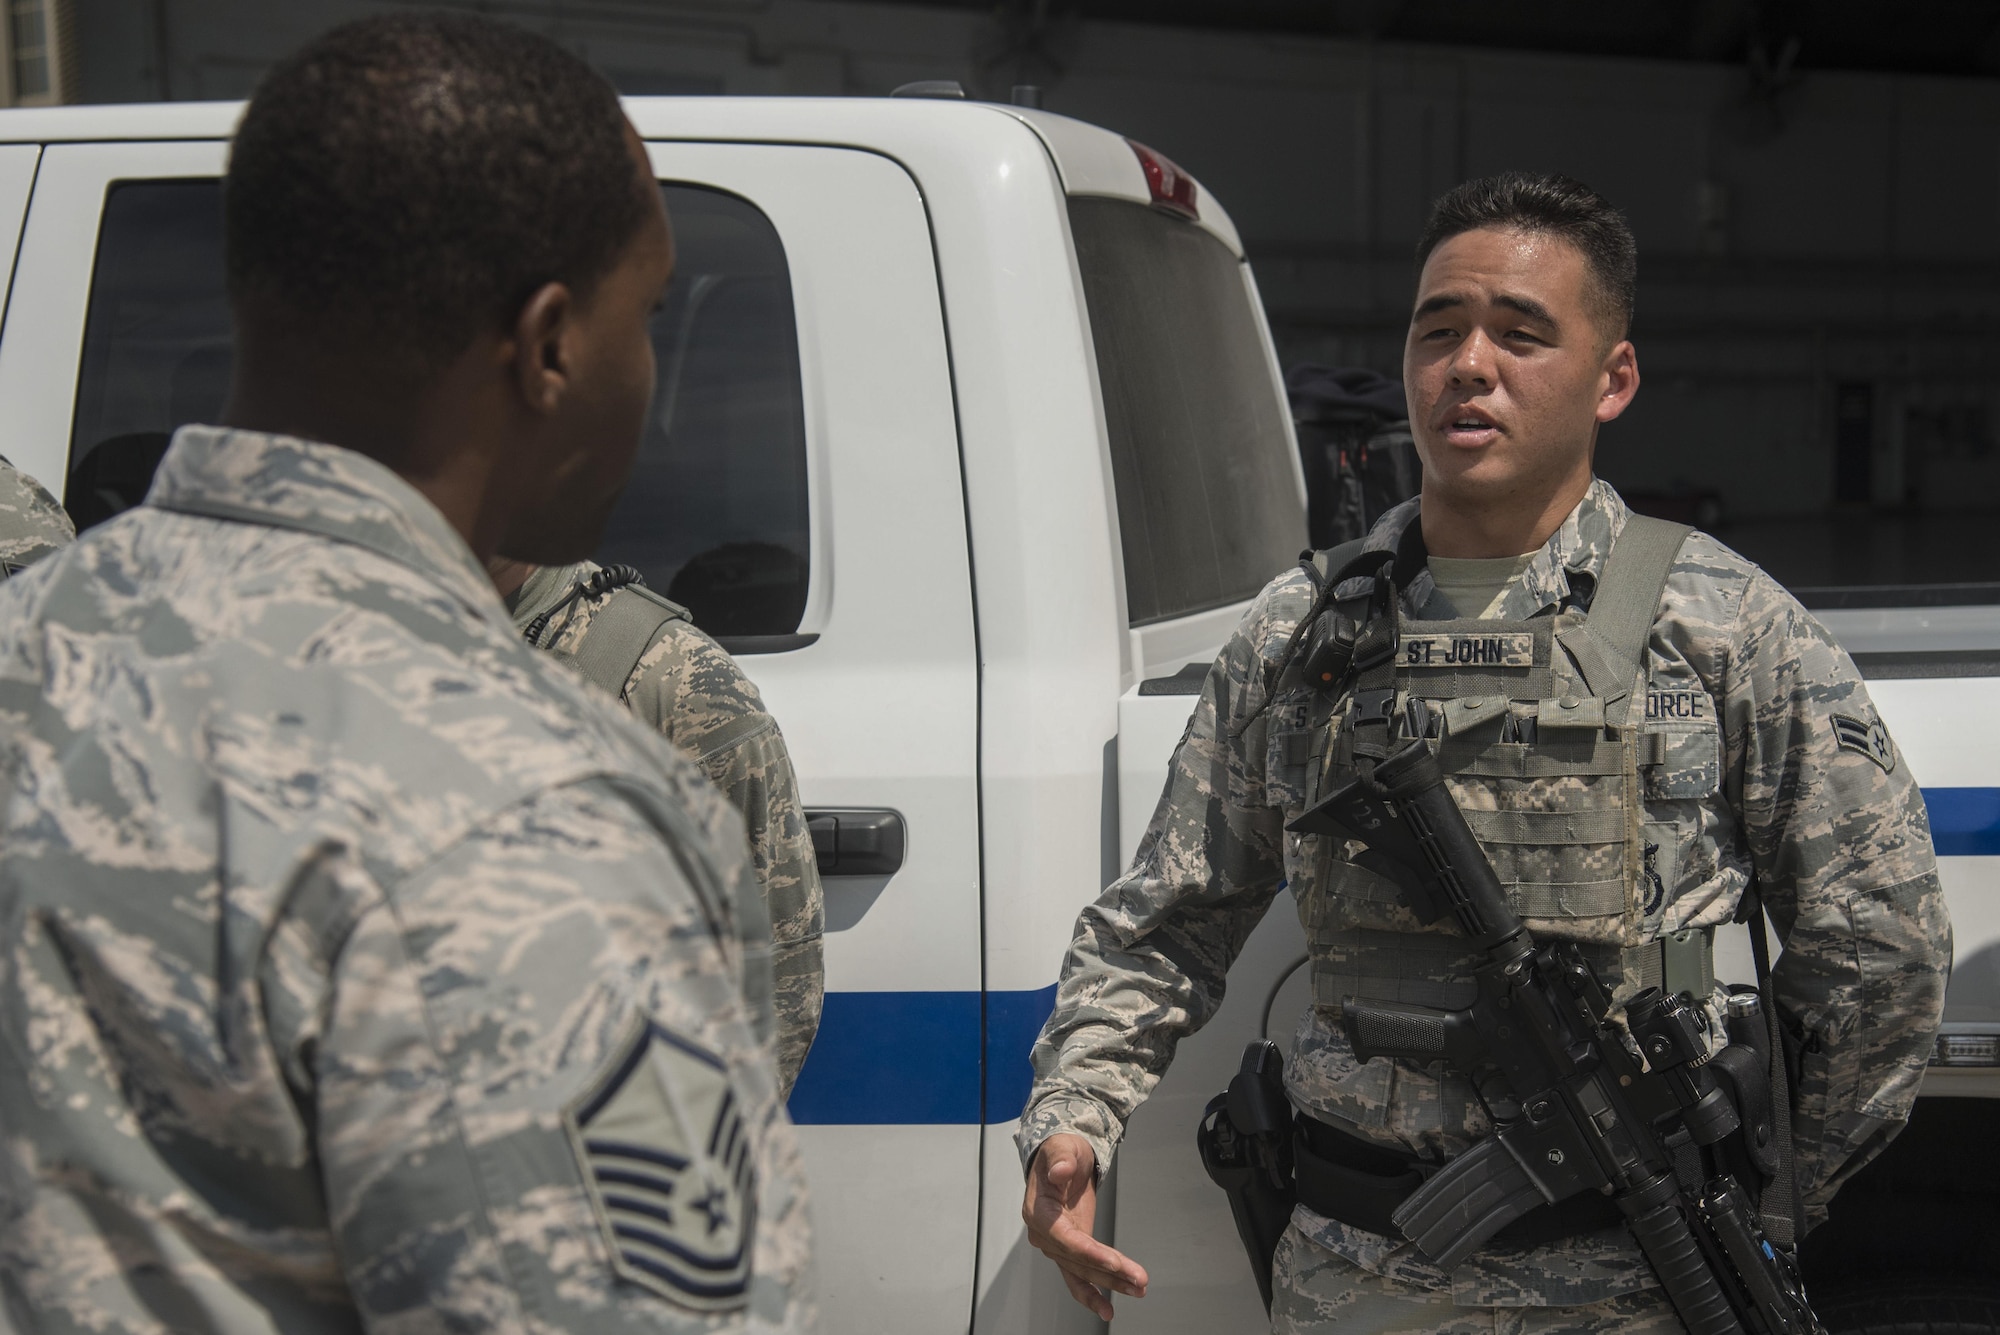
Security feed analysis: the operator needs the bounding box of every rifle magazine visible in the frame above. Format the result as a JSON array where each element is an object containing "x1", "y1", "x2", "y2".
[{"x1": 1390, "y1": 1134, "x2": 1548, "y2": 1270}]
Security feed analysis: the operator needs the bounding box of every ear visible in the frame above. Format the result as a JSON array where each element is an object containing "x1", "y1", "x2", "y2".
[
  {"x1": 505, "y1": 281, "x2": 576, "y2": 416},
  {"x1": 1594, "y1": 340, "x2": 1640, "y2": 424}
]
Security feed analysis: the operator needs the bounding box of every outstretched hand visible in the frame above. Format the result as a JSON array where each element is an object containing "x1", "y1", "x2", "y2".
[{"x1": 1021, "y1": 1133, "x2": 1150, "y2": 1321}]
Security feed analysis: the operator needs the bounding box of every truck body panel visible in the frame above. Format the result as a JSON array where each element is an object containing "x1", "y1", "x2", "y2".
[{"x1": 0, "y1": 95, "x2": 1988, "y2": 1332}]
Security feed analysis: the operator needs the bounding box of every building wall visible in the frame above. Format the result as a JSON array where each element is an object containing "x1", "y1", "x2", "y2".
[{"x1": 75, "y1": 0, "x2": 2000, "y2": 539}]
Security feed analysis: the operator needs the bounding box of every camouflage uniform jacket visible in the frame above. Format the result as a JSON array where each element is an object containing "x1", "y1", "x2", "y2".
[
  {"x1": 1019, "y1": 478, "x2": 1949, "y2": 1306},
  {"x1": 0, "y1": 427, "x2": 815, "y2": 1333},
  {"x1": 510, "y1": 563, "x2": 825, "y2": 1095},
  {"x1": 0, "y1": 452, "x2": 74, "y2": 578}
]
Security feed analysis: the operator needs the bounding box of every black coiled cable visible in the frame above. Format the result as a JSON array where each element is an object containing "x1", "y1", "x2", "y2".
[{"x1": 521, "y1": 562, "x2": 647, "y2": 647}]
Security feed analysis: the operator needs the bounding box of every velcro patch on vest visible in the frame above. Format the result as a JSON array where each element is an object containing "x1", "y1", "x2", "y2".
[
  {"x1": 567, "y1": 1019, "x2": 756, "y2": 1312},
  {"x1": 1832, "y1": 712, "x2": 1896, "y2": 773},
  {"x1": 1400, "y1": 633, "x2": 1535, "y2": 669},
  {"x1": 1644, "y1": 688, "x2": 1711, "y2": 722}
]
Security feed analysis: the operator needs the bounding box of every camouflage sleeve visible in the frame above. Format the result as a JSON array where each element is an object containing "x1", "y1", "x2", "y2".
[
  {"x1": 316, "y1": 778, "x2": 813, "y2": 1331},
  {"x1": 0, "y1": 455, "x2": 74, "y2": 578},
  {"x1": 624, "y1": 626, "x2": 824, "y2": 1097},
  {"x1": 1015, "y1": 575, "x2": 1305, "y2": 1177},
  {"x1": 688, "y1": 721, "x2": 822, "y2": 1097},
  {"x1": 1716, "y1": 567, "x2": 1951, "y2": 1228}
]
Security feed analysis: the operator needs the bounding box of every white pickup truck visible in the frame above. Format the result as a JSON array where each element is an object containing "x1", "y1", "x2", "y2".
[{"x1": 0, "y1": 96, "x2": 1991, "y2": 1333}]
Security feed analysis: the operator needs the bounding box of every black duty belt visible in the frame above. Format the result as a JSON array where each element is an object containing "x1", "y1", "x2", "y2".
[{"x1": 1294, "y1": 1114, "x2": 1623, "y2": 1251}]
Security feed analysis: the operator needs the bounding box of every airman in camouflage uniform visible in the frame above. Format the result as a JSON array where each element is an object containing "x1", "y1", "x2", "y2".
[
  {"x1": 0, "y1": 430, "x2": 817, "y2": 1332},
  {"x1": 1023, "y1": 479, "x2": 1947, "y2": 1322},
  {"x1": 1017, "y1": 173, "x2": 1950, "y2": 1330},
  {"x1": 0, "y1": 452, "x2": 74, "y2": 577},
  {"x1": 507, "y1": 559, "x2": 826, "y2": 1093},
  {"x1": 1, "y1": 11, "x2": 817, "y2": 1331}
]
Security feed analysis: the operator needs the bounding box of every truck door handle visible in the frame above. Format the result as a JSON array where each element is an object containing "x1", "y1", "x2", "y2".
[{"x1": 803, "y1": 808, "x2": 905, "y2": 877}]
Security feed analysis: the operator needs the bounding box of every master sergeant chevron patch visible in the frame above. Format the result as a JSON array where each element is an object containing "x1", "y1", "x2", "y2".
[{"x1": 566, "y1": 1018, "x2": 757, "y2": 1312}]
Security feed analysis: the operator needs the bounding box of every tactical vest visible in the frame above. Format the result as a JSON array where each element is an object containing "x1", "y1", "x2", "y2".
[
  {"x1": 1290, "y1": 515, "x2": 1718, "y2": 1020},
  {"x1": 570, "y1": 583, "x2": 692, "y2": 702},
  {"x1": 524, "y1": 563, "x2": 693, "y2": 703}
]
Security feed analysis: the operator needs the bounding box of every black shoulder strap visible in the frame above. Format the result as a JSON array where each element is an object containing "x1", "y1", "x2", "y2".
[
  {"x1": 572, "y1": 583, "x2": 692, "y2": 700},
  {"x1": 1307, "y1": 538, "x2": 1368, "y2": 589}
]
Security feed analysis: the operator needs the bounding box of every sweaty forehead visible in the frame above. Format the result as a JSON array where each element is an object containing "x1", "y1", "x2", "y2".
[{"x1": 1415, "y1": 226, "x2": 1592, "y2": 312}]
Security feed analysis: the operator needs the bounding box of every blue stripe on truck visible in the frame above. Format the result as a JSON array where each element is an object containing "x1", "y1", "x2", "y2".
[
  {"x1": 786, "y1": 984, "x2": 1057, "y2": 1126},
  {"x1": 1924, "y1": 787, "x2": 2000, "y2": 855},
  {"x1": 787, "y1": 786, "x2": 1993, "y2": 1125},
  {"x1": 984, "y1": 984, "x2": 1062, "y2": 1121}
]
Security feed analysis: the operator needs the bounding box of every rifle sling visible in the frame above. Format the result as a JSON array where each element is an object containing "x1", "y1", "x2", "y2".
[{"x1": 1745, "y1": 883, "x2": 1801, "y2": 1249}]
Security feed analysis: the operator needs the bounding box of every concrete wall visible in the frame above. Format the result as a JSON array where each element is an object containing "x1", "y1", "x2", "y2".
[{"x1": 75, "y1": 1, "x2": 2000, "y2": 535}]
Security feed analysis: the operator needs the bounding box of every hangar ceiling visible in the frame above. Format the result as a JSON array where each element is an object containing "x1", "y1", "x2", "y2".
[{"x1": 816, "y1": 0, "x2": 2000, "y2": 79}]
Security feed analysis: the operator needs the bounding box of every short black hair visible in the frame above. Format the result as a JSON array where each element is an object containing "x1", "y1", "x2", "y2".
[
  {"x1": 225, "y1": 12, "x2": 655, "y2": 382},
  {"x1": 1415, "y1": 173, "x2": 1637, "y2": 343}
]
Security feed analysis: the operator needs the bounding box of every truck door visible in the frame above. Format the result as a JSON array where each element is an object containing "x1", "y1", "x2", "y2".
[
  {"x1": 0, "y1": 141, "x2": 41, "y2": 371},
  {"x1": 0, "y1": 137, "x2": 983, "y2": 1335},
  {"x1": 627, "y1": 143, "x2": 982, "y2": 1335}
]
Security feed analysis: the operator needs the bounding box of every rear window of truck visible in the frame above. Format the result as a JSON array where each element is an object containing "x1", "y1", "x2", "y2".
[
  {"x1": 1069, "y1": 195, "x2": 1306, "y2": 626},
  {"x1": 66, "y1": 178, "x2": 810, "y2": 638}
]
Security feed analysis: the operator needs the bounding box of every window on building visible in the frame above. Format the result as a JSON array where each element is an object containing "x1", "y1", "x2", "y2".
[{"x1": 4, "y1": 0, "x2": 69, "y2": 105}]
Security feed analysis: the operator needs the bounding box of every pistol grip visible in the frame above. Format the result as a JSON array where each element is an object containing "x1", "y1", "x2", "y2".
[{"x1": 1343, "y1": 999, "x2": 1453, "y2": 1063}]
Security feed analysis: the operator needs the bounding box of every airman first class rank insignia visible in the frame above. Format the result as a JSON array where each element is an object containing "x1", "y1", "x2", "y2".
[
  {"x1": 566, "y1": 1019, "x2": 757, "y2": 1311},
  {"x1": 1402, "y1": 632, "x2": 1536, "y2": 669},
  {"x1": 1832, "y1": 712, "x2": 1896, "y2": 773}
]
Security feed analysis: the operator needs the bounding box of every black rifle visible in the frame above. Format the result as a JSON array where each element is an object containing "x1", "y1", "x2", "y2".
[
  {"x1": 1195, "y1": 1040, "x2": 1295, "y2": 1312},
  {"x1": 1289, "y1": 738, "x2": 1822, "y2": 1335}
]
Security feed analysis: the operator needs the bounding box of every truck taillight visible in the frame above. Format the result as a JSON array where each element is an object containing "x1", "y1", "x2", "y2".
[{"x1": 1127, "y1": 139, "x2": 1198, "y2": 220}]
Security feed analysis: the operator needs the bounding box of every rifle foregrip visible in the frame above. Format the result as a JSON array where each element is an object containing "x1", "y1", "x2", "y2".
[
  {"x1": 1344, "y1": 1000, "x2": 1449, "y2": 1062},
  {"x1": 1623, "y1": 1189, "x2": 1745, "y2": 1335}
]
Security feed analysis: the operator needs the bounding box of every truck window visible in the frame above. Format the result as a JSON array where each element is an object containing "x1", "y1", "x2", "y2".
[
  {"x1": 68, "y1": 181, "x2": 230, "y2": 532},
  {"x1": 596, "y1": 185, "x2": 809, "y2": 636},
  {"x1": 1069, "y1": 195, "x2": 1305, "y2": 626},
  {"x1": 66, "y1": 179, "x2": 810, "y2": 636}
]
